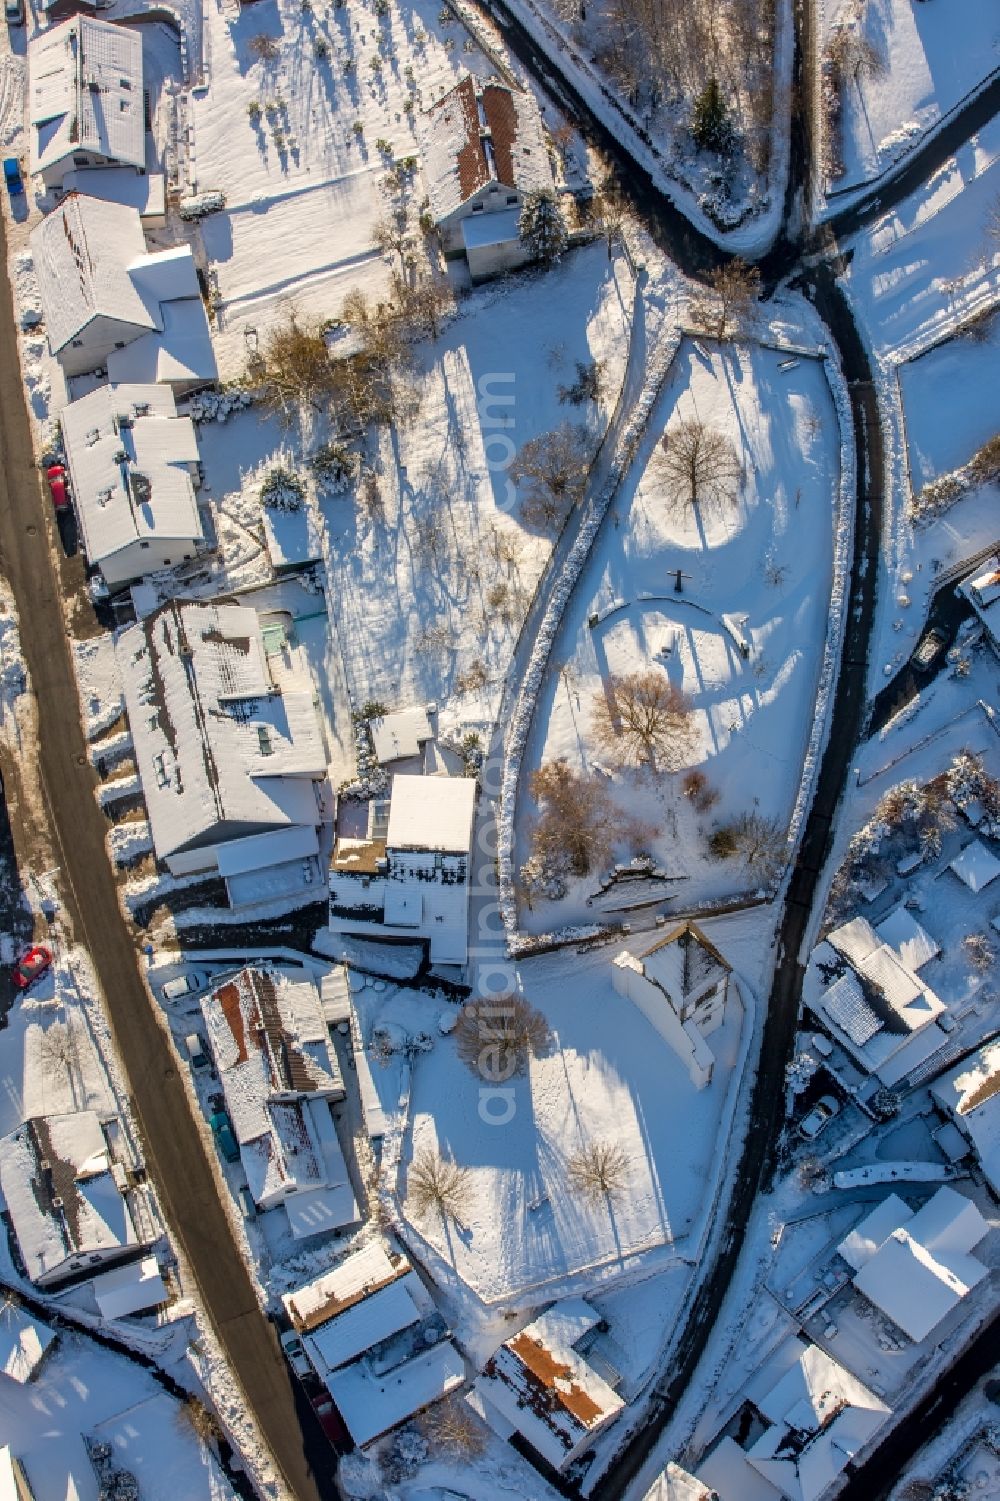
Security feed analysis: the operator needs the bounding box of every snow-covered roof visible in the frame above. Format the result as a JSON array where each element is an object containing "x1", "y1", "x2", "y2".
[
  {"x1": 203, "y1": 968, "x2": 344, "y2": 1206},
  {"x1": 282, "y1": 1241, "x2": 412, "y2": 1333},
  {"x1": 61, "y1": 383, "x2": 204, "y2": 571},
  {"x1": 370, "y1": 705, "x2": 434, "y2": 765},
  {"x1": 824, "y1": 917, "x2": 945, "y2": 1036},
  {"x1": 92, "y1": 1255, "x2": 168, "y2": 1320},
  {"x1": 474, "y1": 1302, "x2": 624, "y2": 1470},
  {"x1": 964, "y1": 559, "x2": 1000, "y2": 610},
  {"x1": 0, "y1": 1113, "x2": 138, "y2": 1284},
  {"x1": 327, "y1": 1340, "x2": 466, "y2": 1446},
  {"x1": 851, "y1": 1186, "x2": 988, "y2": 1342},
  {"x1": 837, "y1": 1193, "x2": 911, "y2": 1271},
  {"x1": 31, "y1": 194, "x2": 152, "y2": 354},
  {"x1": 386, "y1": 773, "x2": 476, "y2": 853},
  {"x1": 419, "y1": 75, "x2": 552, "y2": 221},
  {"x1": 643, "y1": 1463, "x2": 716, "y2": 1501},
  {"x1": 262, "y1": 503, "x2": 323, "y2": 572},
  {"x1": 61, "y1": 166, "x2": 166, "y2": 219},
  {"x1": 742, "y1": 1339, "x2": 889, "y2": 1501},
  {"x1": 117, "y1": 600, "x2": 326, "y2": 862},
  {"x1": 874, "y1": 906, "x2": 940, "y2": 972},
  {"x1": 461, "y1": 207, "x2": 521, "y2": 249},
  {"x1": 932, "y1": 1040, "x2": 1000, "y2": 1195},
  {"x1": 107, "y1": 282, "x2": 218, "y2": 388},
  {"x1": 634, "y1": 922, "x2": 731, "y2": 1006},
  {"x1": 28, "y1": 17, "x2": 144, "y2": 177},
  {"x1": 0, "y1": 1301, "x2": 56, "y2": 1384},
  {"x1": 949, "y1": 839, "x2": 1000, "y2": 893},
  {"x1": 305, "y1": 1275, "x2": 429, "y2": 1376},
  {"x1": 821, "y1": 970, "x2": 883, "y2": 1045}
]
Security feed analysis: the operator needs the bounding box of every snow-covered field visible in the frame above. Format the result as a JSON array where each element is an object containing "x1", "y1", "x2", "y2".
[
  {"x1": 898, "y1": 321, "x2": 1000, "y2": 486},
  {"x1": 515, "y1": 337, "x2": 840, "y2": 930},
  {"x1": 395, "y1": 944, "x2": 748, "y2": 1309},
  {"x1": 823, "y1": 0, "x2": 1000, "y2": 195}
]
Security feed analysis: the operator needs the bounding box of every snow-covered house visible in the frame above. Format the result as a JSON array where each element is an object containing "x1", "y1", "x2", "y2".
[
  {"x1": 91, "y1": 1255, "x2": 168, "y2": 1321},
  {"x1": 0, "y1": 1303, "x2": 56, "y2": 1385},
  {"x1": 60, "y1": 165, "x2": 166, "y2": 227},
  {"x1": 472, "y1": 1298, "x2": 624, "y2": 1472},
  {"x1": 327, "y1": 1341, "x2": 466, "y2": 1448},
  {"x1": 697, "y1": 1337, "x2": 889, "y2": 1501},
  {"x1": 61, "y1": 383, "x2": 206, "y2": 590},
  {"x1": 419, "y1": 76, "x2": 553, "y2": 281},
  {"x1": 31, "y1": 195, "x2": 217, "y2": 386},
  {"x1": 201, "y1": 967, "x2": 356, "y2": 1233},
  {"x1": 283, "y1": 1240, "x2": 434, "y2": 1376},
  {"x1": 370, "y1": 705, "x2": 435, "y2": 767},
  {"x1": 117, "y1": 601, "x2": 330, "y2": 902},
  {"x1": 949, "y1": 839, "x2": 1000, "y2": 893},
  {"x1": 643, "y1": 1465, "x2": 716, "y2": 1501},
  {"x1": 328, "y1": 774, "x2": 477, "y2": 965},
  {"x1": 837, "y1": 1186, "x2": 988, "y2": 1343},
  {"x1": 0, "y1": 1113, "x2": 141, "y2": 1288},
  {"x1": 932, "y1": 1040, "x2": 1000, "y2": 1198},
  {"x1": 807, "y1": 915, "x2": 948, "y2": 1086},
  {"x1": 612, "y1": 923, "x2": 731, "y2": 1090},
  {"x1": 960, "y1": 557, "x2": 1000, "y2": 658},
  {"x1": 28, "y1": 17, "x2": 144, "y2": 190}
]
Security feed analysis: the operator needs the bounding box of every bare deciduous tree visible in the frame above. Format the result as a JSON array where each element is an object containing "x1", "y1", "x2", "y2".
[
  {"x1": 691, "y1": 259, "x2": 761, "y2": 339},
  {"x1": 525, "y1": 760, "x2": 617, "y2": 884},
  {"x1": 567, "y1": 1140, "x2": 630, "y2": 1203},
  {"x1": 510, "y1": 423, "x2": 592, "y2": 533},
  {"x1": 417, "y1": 1396, "x2": 488, "y2": 1458},
  {"x1": 406, "y1": 1147, "x2": 470, "y2": 1225},
  {"x1": 454, "y1": 994, "x2": 551, "y2": 1080},
  {"x1": 708, "y1": 811, "x2": 784, "y2": 879},
  {"x1": 659, "y1": 417, "x2": 741, "y2": 510},
  {"x1": 373, "y1": 210, "x2": 410, "y2": 266},
  {"x1": 248, "y1": 32, "x2": 280, "y2": 60},
  {"x1": 391, "y1": 271, "x2": 454, "y2": 342},
  {"x1": 592, "y1": 670, "x2": 699, "y2": 772},
  {"x1": 827, "y1": 27, "x2": 886, "y2": 85},
  {"x1": 257, "y1": 310, "x2": 339, "y2": 416}
]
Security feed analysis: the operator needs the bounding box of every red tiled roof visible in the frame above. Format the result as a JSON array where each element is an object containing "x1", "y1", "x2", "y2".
[{"x1": 453, "y1": 76, "x2": 490, "y2": 201}]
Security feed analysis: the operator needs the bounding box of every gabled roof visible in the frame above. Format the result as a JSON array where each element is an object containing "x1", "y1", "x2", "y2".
[
  {"x1": 850, "y1": 1186, "x2": 988, "y2": 1342},
  {"x1": 28, "y1": 16, "x2": 144, "y2": 176},
  {"x1": 282, "y1": 1240, "x2": 412, "y2": 1333},
  {"x1": 636, "y1": 921, "x2": 731, "y2": 1003},
  {"x1": 932, "y1": 1040, "x2": 1000, "y2": 1195},
  {"x1": 327, "y1": 1340, "x2": 466, "y2": 1447},
  {"x1": 474, "y1": 1300, "x2": 624, "y2": 1470},
  {"x1": 370, "y1": 705, "x2": 434, "y2": 765},
  {"x1": 949, "y1": 839, "x2": 1000, "y2": 893},
  {"x1": 0, "y1": 1301, "x2": 56, "y2": 1383},
  {"x1": 117, "y1": 601, "x2": 326, "y2": 861},
  {"x1": 0, "y1": 1113, "x2": 137, "y2": 1283},
  {"x1": 31, "y1": 194, "x2": 152, "y2": 353},
  {"x1": 61, "y1": 383, "x2": 203, "y2": 569},
  {"x1": 874, "y1": 906, "x2": 940, "y2": 972},
  {"x1": 419, "y1": 75, "x2": 552, "y2": 220}
]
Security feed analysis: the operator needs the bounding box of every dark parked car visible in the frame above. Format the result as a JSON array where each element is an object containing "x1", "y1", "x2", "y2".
[
  {"x1": 3, "y1": 157, "x2": 23, "y2": 196},
  {"x1": 209, "y1": 1110, "x2": 239, "y2": 1163},
  {"x1": 12, "y1": 945, "x2": 53, "y2": 991}
]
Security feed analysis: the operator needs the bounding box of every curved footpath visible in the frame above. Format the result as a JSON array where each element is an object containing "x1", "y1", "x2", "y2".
[{"x1": 0, "y1": 214, "x2": 331, "y2": 1501}]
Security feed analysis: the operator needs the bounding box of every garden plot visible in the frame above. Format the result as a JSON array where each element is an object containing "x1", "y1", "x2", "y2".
[
  {"x1": 517, "y1": 337, "x2": 838, "y2": 932},
  {"x1": 899, "y1": 324, "x2": 1000, "y2": 487},
  {"x1": 401, "y1": 945, "x2": 745, "y2": 1307},
  {"x1": 318, "y1": 243, "x2": 632, "y2": 728},
  {"x1": 193, "y1": 0, "x2": 503, "y2": 374},
  {"x1": 824, "y1": 0, "x2": 999, "y2": 193}
]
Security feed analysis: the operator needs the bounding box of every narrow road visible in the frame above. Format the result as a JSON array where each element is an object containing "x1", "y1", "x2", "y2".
[{"x1": 0, "y1": 215, "x2": 329, "y2": 1501}]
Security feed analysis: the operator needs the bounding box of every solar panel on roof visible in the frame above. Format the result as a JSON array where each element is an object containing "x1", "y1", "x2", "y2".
[{"x1": 823, "y1": 972, "x2": 883, "y2": 1046}]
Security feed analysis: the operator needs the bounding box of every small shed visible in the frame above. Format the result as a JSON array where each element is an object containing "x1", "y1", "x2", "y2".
[{"x1": 950, "y1": 840, "x2": 1000, "y2": 893}]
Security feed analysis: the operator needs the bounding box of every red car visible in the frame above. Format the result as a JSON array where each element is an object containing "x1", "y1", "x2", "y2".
[
  {"x1": 46, "y1": 464, "x2": 69, "y2": 511},
  {"x1": 12, "y1": 945, "x2": 53, "y2": 990},
  {"x1": 308, "y1": 1388, "x2": 350, "y2": 1451}
]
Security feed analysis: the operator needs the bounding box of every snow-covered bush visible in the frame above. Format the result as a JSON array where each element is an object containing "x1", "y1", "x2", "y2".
[
  {"x1": 339, "y1": 705, "x2": 390, "y2": 800},
  {"x1": 260, "y1": 465, "x2": 306, "y2": 511},
  {"x1": 379, "y1": 1427, "x2": 428, "y2": 1485},
  {"x1": 308, "y1": 441, "x2": 357, "y2": 495},
  {"x1": 187, "y1": 387, "x2": 255, "y2": 424}
]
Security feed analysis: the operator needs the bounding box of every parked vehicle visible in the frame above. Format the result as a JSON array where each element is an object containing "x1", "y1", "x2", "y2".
[
  {"x1": 184, "y1": 1033, "x2": 209, "y2": 1069},
  {"x1": 280, "y1": 1331, "x2": 313, "y2": 1380},
  {"x1": 209, "y1": 1110, "x2": 239, "y2": 1162},
  {"x1": 46, "y1": 464, "x2": 69, "y2": 511},
  {"x1": 3, "y1": 157, "x2": 23, "y2": 196},
  {"x1": 12, "y1": 945, "x2": 53, "y2": 991},
  {"x1": 4, "y1": 0, "x2": 24, "y2": 26},
  {"x1": 309, "y1": 1387, "x2": 350, "y2": 1450},
  {"x1": 161, "y1": 970, "x2": 209, "y2": 1002},
  {"x1": 913, "y1": 627, "x2": 947, "y2": 670},
  {"x1": 799, "y1": 1095, "x2": 841, "y2": 1140}
]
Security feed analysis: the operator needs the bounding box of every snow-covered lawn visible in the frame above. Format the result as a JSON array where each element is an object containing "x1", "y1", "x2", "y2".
[
  {"x1": 0, "y1": 1330, "x2": 233, "y2": 1501},
  {"x1": 824, "y1": 0, "x2": 1000, "y2": 194},
  {"x1": 899, "y1": 321, "x2": 1000, "y2": 486},
  {"x1": 516, "y1": 337, "x2": 839, "y2": 930},
  {"x1": 400, "y1": 945, "x2": 746, "y2": 1307},
  {"x1": 194, "y1": 0, "x2": 507, "y2": 373},
  {"x1": 318, "y1": 244, "x2": 633, "y2": 729}
]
